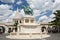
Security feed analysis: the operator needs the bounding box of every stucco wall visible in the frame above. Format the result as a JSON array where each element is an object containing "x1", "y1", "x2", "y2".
[{"x1": 20, "y1": 26, "x2": 41, "y2": 33}]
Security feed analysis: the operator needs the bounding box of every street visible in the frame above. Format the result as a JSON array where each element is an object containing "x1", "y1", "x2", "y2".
[{"x1": 0, "y1": 33, "x2": 60, "y2": 40}]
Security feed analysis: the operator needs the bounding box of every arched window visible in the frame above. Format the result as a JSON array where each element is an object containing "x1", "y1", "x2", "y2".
[
  {"x1": 20, "y1": 20, "x2": 21, "y2": 23},
  {"x1": 31, "y1": 19, "x2": 34, "y2": 23},
  {"x1": 0, "y1": 26, "x2": 5, "y2": 33},
  {"x1": 41, "y1": 26, "x2": 46, "y2": 32},
  {"x1": 48, "y1": 27, "x2": 51, "y2": 33},
  {"x1": 8, "y1": 28, "x2": 12, "y2": 33},
  {"x1": 25, "y1": 19, "x2": 29, "y2": 23}
]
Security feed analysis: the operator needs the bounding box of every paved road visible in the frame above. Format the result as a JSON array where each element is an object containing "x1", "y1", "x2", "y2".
[
  {"x1": 0, "y1": 33, "x2": 60, "y2": 40},
  {"x1": 45, "y1": 33, "x2": 60, "y2": 40}
]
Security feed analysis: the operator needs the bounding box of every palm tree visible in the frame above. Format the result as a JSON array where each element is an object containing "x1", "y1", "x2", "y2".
[
  {"x1": 50, "y1": 10, "x2": 60, "y2": 32},
  {"x1": 14, "y1": 20, "x2": 18, "y2": 32}
]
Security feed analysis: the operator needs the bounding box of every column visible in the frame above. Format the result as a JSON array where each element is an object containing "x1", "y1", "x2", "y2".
[
  {"x1": 5, "y1": 26, "x2": 8, "y2": 33},
  {"x1": 17, "y1": 26, "x2": 20, "y2": 35},
  {"x1": 24, "y1": 18, "x2": 25, "y2": 23},
  {"x1": 18, "y1": 20, "x2": 20, "y2": 24},
  {"x1": 13, "y1": 27, "x2": 15, "y2": 33},
  {"x1": 18, "y1": 26, "x2": 20, "y2": 32},
  {"x1": 29, "y1": 18, "x2": 30, "y2": 23},
  {"x1": 34, "y1": 18, "x2": 36, "y2": 23}
]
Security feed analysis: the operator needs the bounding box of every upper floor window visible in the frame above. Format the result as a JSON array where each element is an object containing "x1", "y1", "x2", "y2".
[
  {"x1": 25, "y1": 19, "x2": 29, "y2": 23},
  {"x1": 20, "y1": 20, "x2": 21, "y2": 23},
  {"x1": 31, "y1": 19, "x2": 34, "y2": 23},
  {"x1": 15, "y1": 20, "x2": 18, "y2": 23}
]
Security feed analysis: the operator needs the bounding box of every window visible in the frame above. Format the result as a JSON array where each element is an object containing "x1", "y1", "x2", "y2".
[
  {"x1": 0, "y1": 26, "x2": 5, "y2": 33},
  {"x1": 41, "y1": 26, "x2": 46, "y2": 32},
  {"x1": 31, "y1": 19, "x2": 34, "y2": 23},
  {"x1": 20, "y1": 20, "x2": 21, "y2": 23},
  {"x1": 14, "y1": 20, "x2": 18, "y2": 23},
  {"x1": 8, "y1": 28, "x2": 12, "y2": 33},
  {"x1": 25, "y1": 19, "x2": 29, "y2": 23}
]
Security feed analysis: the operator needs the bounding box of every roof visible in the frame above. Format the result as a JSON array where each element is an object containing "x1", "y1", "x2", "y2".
[
  {"x1": 5, "y1": 22, "x2": 14, "y2": 26},
  {"x1": 0, "y1": 22, "x2": 5, "y2": 25},
  {"x1": 13, "y1": 8, "x2": 21, "y2": 19},
  {"x1": 40, "y1": 22, "x2": 52, "y2": 25},
  {"x1": 24, "y1": 15, "x2": 34, "y2": 18}
]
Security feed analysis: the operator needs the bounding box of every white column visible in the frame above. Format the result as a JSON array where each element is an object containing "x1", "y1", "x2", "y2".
[
  {"x1": 24, "y1": 18, "x2": 25, "y2": 23},
  {"x1": 5, "y1": 26, "x2": 8, "y2": 33},
  {"x1": 29, "y1": 18, "x2": 30, "y2": 23},
  {"x1": 18, "y1": 20, "x2": 20, "y2": 24},
  {"x1": 34, "y1": 18, "x2": 36, "y2": 23},
  {"x1": 18, "y1": 26, "x2": 20, "y2": 32},
  {"x1": 17, "y1": 26, "x2": 19, "y2": 35}
]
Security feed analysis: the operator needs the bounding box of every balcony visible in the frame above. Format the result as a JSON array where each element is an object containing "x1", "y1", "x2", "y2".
[{"x1": 19, "y1": 23, "x2": 40, "y2": 26}]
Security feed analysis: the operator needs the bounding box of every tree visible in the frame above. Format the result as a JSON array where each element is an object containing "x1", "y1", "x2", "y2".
[
  {"x1": 14, "y1": 20, "x2": 18, "y2": 32},
  {"x1": 51, "y1": 10, "x2": 60, "y2": 26},
  {"x1": 22, "y1": 5, "x2": 33, "y2": 15},
  {"x1": 50, "y1": 10, "x2": 60, "y2": 32}
]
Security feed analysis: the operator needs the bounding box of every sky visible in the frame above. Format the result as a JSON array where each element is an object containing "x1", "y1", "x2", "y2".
[{"x1": 0, "y1": 0, "x2": 60, "y2": 23}]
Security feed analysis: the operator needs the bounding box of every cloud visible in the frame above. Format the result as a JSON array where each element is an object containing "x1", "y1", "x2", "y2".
[
  {"x1": 26, "y1": 0, "x2": 43, "y2": 9},
  {"x1": 33, "y1": 9, "x2": 40, "y2": 16},
  {"x1": 3, "y1": 9, "x2": 25, "y2": 22},
  {"x1": 26, "y1": 0, "x2": 54, "y2": 16},
  {"x1": 0, "y1": 4, "x2": 13, "y2": 21},
  {"x1": 26, "y1": 0, "x2": 54, "y2": 9},
  {"x1": 38, "y1": 15, "x2": 48, "y2": 22},
  {"x1": 2, "y1": 11, "x2": 16, "y2": 22},
  {"x1": 0, "y1": 0, "x2": 15, "y2": 3},
  {"x1": 49, "y1": 13, "x2": 55, "y2": 18},
  {"x1": 0, "y1": 4, "x2": 11, "y2": 10},
  {"x1": 48, "y1": 13, "x2": 55, "y2": 22},
  {"x1": 38, "y1": 13, "x2": 55, "y2": 23},
  {"x1": 26, "y1": 0, "x2": 60, "y2": 23},
  {"x1": 1, "y1": 0, "x2": 60, "y2": 23},
  {"x1": 55, "y1": 0, "x2": 60, "y2": 3},
  {"x1": 16, "y1": 0, "x2": 22, "y2": 5},
  {"x1": 53, "y1": 3, "x2": 60, "y2": 10}
]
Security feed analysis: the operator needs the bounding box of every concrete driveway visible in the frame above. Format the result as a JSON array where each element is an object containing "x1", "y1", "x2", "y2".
[{"x1": 0, "y1": 33, "x2": 60, "y2": 40}]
